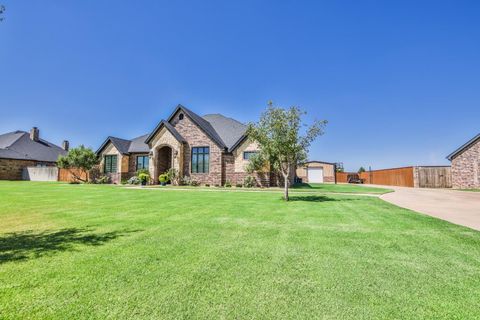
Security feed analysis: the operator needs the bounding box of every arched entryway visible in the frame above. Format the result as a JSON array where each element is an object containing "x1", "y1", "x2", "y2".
[{"x1": 157, "y1": 145, "x2": 172, "y2": 175}]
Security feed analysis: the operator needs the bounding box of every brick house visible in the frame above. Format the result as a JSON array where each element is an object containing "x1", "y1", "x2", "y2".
[
  {"x1": 447, "y1": 133, "x2": 480, "y2": 189},
  {"x1": 0, "y1": 127, "x2": 68, "y2": 180},
  {"x1": 96, "y1": 105, "x2": 292, "y2": 186}
]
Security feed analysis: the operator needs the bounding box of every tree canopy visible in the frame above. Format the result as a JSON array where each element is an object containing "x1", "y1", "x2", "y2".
[
  {"x1": 247, "y1": 102, "x2": 327, "y2": 200},
  {"x1": 57, "y1": 145, "x2": 98, "y2": 182}
]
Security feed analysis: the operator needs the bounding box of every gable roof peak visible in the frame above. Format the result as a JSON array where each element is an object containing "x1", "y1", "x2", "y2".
[{"x1": 447, "y1": 133, "x2": 480, "y2": 160}]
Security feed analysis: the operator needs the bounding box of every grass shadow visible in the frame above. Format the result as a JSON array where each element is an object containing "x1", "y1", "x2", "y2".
[
  {"x1": 0, "y1": 228, "x2": 139, "y2": 264},
  {"x1": 288, "y1": 195, "x2": 338, "y2": 202},
  {"x1": 292, "y1": 183, "x2": 314, "y2": 189}
]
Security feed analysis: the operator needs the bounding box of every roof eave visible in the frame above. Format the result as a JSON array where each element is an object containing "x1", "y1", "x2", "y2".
[
  {"x1": 228, "y1": 134, "x2": 248, "y2": 152},
  {"x1": 144, "y1": 120, "x2": 187, "y2": 145},
  {"x1": 95, "y1": 136, "x2": 130, "y2": 156},
  {"x1": 166, "y1": 104, "x2": 227, "y2": 149},
  {"x1": 446, "y1": 133, "x2": 480, "y2": 161}
]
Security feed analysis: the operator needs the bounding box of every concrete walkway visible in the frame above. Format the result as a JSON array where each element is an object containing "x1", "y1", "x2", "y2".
[{"x1": 380, "y1": 186, "x2": 480, "y2": 231}]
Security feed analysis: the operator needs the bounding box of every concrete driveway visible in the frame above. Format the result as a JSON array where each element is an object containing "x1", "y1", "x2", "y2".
[{"x1": 380, "y1": 186, "x2": 480, "y2": 231}]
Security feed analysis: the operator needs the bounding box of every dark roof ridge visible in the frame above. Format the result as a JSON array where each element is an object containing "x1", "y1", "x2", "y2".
[{"x1": 447, "y1": 133, "x2": 480, "y2": 160}]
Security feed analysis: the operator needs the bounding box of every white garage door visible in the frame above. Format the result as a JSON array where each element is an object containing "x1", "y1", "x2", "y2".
[{"x1": 307, "y1": 167, "x2": 324, "y2": 183}]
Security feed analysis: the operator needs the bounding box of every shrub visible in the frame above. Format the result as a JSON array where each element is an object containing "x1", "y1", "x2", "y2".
[
  {"x1": 96, "y1": 175, "x2": 111, "y2": 184},
  {"x1": 136, "y1": 168, "x2": 149, "y2": 176},
  {"x1": 166, "y1": 168, "x2": 179, "y2": 185},
  {"x1": 224, "y1": 180, "x2": 232, "y2": 187},
  {"x1": 88, "y1": 167, "x2": 101, "y2": 183},
  {"x1": 138, "y1": 173, "x2": 150, "y2": 184},
  {"x1": 180, "y1": 176, "x2": 191, "y2": 186},
  {"x1": 205, "y1": 183, "x2": 210, "y2": 187},
  {"x1": 179, "y1": 176, "x2": 198, "y2": 186},
  {"x1": 159, "y1": 173, "x2": 169, "y2": 184},
  {"x1": 190, "y1": 180, "x2": 199, "y2": 187},
  {"x1": 243, "y1": 176, "x2": 256, "y2": 188},
  {"x1": 127, "y1": 176, "x2": 140, "y2": 185},
  {"x1": 235, "y1": 183, "x2": 243, "y2": 188}
]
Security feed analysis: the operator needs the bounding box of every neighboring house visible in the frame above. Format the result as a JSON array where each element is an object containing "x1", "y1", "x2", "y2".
[
  {"x1": 96, "y1": 104, "x2": 291, "y2": 186},
  {"x1": 296, "y1": 161, "x2": 337, "y2": 183},
  {"x1": 447, "y1": 133, "x2": 480, "y2": 189},
  {"x1": 0, "y1": 127, "x2": 69, "y2": 180}
]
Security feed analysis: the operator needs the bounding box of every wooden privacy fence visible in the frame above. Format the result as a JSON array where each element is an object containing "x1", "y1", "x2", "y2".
[
  {"x1": 58, "y1": 168, "x2": 88, "y2": 182},
  {"x1": 359, "y1": 167, "x2": 415, "y2": 187},
  {"x1": 335, "y1": 172, "x2": 349, "y2": 183},
  {"x1": 335, "y1": 166, "x2": 451, "y2": 188},
  {"x1": 414, "y1": 166, "x2": 451, "y2": 188}
]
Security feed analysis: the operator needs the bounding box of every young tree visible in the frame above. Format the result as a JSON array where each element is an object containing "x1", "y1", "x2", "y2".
[
  {"x1": 57, "y1": 145, "x2": 99, "y2": 183},
  {"x1": 358, "y1": 166, "x2": 366, "y2": 173},
  {"x1": 247, "y1": 102, "x2": 327, "y2": 201},
  {"x1": 245, "y1": 153, "x2": 267, "y2": 174}
]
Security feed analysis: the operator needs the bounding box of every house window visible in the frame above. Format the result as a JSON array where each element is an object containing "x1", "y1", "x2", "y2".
[
  {"x1": 243, "y1": 151, "x2": 258, "y2": 160},
  {"x1": 104, "y1": 155, "x2": 117, "y2": 173},
  {"x1": 136, "y1": 155, "x2": 149, "y2": 171},
  {"x1": 179, "y1": 113, "x2": 184, "y2": 120},
  {"x1": 191, "y1": 147, "x2": 209, "y2": 173}
]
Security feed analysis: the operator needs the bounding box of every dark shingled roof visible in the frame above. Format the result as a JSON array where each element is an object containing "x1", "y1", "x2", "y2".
[
  {"x1": 447, "y1": 133, "x2": 480, "y2": 160},
  {"x1": 96, "y1": 134, "x2": 151, "y2": 155},
  {"x1": 0, "y1": 130, "x2": 67, "y2": 162},
  {"x1": 99, "y1": 105, "x2": 249, "y2": 155},
  {"x1": 128, "y1": 134, "x2": 150, "y2": 153},
  {"x1": 163, "y1": 105, "x2": 227, "y2": 149},
  {"x1": 144, "y1": 120, "x2": 186, "y2": 145},
  {"x1": 202, "y1": 114, "x2": 247, "y2": 151}
]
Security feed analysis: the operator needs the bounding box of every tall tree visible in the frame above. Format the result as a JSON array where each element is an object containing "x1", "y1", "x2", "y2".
[
  {"x1": 57, "y1": 145, "x2": 99, "y2": 183},
  {"x1": 247, "y1": 102, "x2": 327, "y2": 201},
  {"x1": 0, "y1": 5, "x2": 5, "y2": 22}
]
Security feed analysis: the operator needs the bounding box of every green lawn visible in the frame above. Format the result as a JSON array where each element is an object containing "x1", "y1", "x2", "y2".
[
  {"x1": 292, "y1": 182, "x2": 392, "y2": 194},
  {"x1": 0, "y1": 182, "x2": 479, "y2": 319},
  {"x1": 141, "y1": 182, "x2": 392, "y2": 195},
  {"x1": 456, "y1": 189, "x2": 480, "y2": 192}
]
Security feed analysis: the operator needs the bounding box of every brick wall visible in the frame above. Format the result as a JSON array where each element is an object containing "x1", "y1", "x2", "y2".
[
  {"x1": 0, "y1": 158, "x2": 54, "y2": 180},
  {"x1": 126, "y1": 153, "x2": 150, "y2": 179},
  {"x1": 222, "y1": 153, "x2": 270, "y2": 187},
  {"x1": 451, "y1": 139, "x2": 480, "y2": 189},
  {"x1": 171, "y1": 110, "x2": 223, "y2": 185}
]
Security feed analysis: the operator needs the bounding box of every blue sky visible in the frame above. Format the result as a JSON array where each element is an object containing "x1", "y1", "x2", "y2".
[{"x1": 1, "y1": 1, "x2": 479, "y2": 171}]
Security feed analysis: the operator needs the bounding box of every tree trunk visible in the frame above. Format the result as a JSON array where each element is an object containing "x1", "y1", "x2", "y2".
[{"x1": 282, "y1": 163, "x2": 290, "y2": 201}]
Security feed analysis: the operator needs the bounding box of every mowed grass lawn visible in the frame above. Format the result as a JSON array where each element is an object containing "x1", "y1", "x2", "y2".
[
  {"x1": 0, "y1": 182, "x2": 479, "y2": 319},
  {"x1": 292, "y1": 182, "x2": 392, "y2": 194}
]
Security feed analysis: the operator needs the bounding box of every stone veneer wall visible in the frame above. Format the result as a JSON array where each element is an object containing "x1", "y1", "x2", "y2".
[
  {"x1": 451, "y1": 138, "x2": 480, "y2": 189},
  {"x1": 148, "y1": 126, "x2": 183, "y2": 184},
  {"x1": 0, "y1": 158, "x2": 54, "y2": 180},
  {"x1": 222, "y1": 153, "x2": 271, "y2": 187},
  {"x1": 171, "y1": 110, "x2": 223, "y2": 185},
  {"x1": 126, "y1": 153, "x2": 150, "y2": 179},
  {"x1": 98, "y1": 142, "x2": 124, "y2": 183}
]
